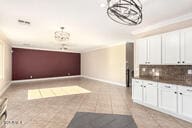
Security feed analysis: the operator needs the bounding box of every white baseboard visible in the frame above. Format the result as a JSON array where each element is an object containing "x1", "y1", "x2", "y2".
[
  {"x1": 0, "y1": 82, "x2": 11, "y2": 96},
  {"x1": 11, "y1": 75, "x2": 126, "y2": 87},
  {"x1": 82, "y1": 75, "x2": 126, "y2": 87},
  {"x1": 12, "y1": 75, "x2": 82, "y2": 84}
]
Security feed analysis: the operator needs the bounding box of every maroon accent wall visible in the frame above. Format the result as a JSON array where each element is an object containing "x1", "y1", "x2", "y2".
[{"x1": 12, "y1": 48, "x2": 80, "y2": 80}]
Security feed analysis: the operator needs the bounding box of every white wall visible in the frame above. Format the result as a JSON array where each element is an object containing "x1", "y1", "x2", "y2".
[
  {"x1": 0, "y1": 32, "x2": 12, "y2": 96},
  {"x1": 81, "y1": 44, "x2": 126, "y2": 86}
]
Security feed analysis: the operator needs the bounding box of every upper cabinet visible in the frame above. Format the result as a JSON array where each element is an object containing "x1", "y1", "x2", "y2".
[
  {"x1": 136, "y1": 27, "x2": 192, "y2": 65},
  {"x1": 162, "y1": 28, "x2": 192, "y2": 64},
  {"x1": 162, "y1": 31, "x2": 181, "y2": 64},
  {"x1": 181, "y1": 27, "x2": 192, "y2": 64},
  {"x1": 148, "y1": 35, "x2": 162, "y2": 64},
  {"x1": 137, "y1": 38, "x2": 148, "y2": 65},
  {"x1": 136, "y1": 35, "x2": 162, "y2": 65}
]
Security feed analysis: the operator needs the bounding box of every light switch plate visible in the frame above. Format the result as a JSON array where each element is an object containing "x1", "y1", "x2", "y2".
[{"x1": 188, "y1": 69, "x2": 192, "y2": 75}]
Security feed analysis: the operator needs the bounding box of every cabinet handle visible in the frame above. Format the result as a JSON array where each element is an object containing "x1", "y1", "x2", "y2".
[
  {"x1": 177, "y1": 61, "x2": 180, "y2": 64},
  {"x1": 182, "y1": 61, "x2": 185, "y2": 64},
  {"x1": 144, "y1": 86, "x2": 146, "y2": 88},
  {"x1": 187, "y1": 89, "x2": 192, "y2": 92},
  {"x1": 179, "y1": 93, "x2": 183, "y2": 95},
  {"x1": 148, "y1": 83, "x2": 153, "y2": 85},
  {"x1": 174, "y1": 92, "x2": 177, "y2": 94},
  {"x1": 140, "y1": 85, "x2": 143, "y2": 87},
  {"x1": 164, "y1": 86, "x2": 171, "y2": 88}
]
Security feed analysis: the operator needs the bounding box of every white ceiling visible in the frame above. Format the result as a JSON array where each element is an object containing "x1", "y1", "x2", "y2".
[{"x1": 0, "y1": 0, "x2": 192, "y2": 52}]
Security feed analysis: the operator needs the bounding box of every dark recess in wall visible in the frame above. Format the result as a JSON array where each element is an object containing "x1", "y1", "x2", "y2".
[{"x1": 12, "y1": 48, "x2": 80, "y2": 80}]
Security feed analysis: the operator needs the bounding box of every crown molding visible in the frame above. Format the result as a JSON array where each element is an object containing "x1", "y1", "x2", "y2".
[
  {"x1": 81, "y1": 40, "x2": 134, "y2": 53},
  {"x1": 132, "y1": 13, "x2": 192, "y2": 35},
  {"x1": 12, "y1": 45, "x2": 81, "y2": 53}
]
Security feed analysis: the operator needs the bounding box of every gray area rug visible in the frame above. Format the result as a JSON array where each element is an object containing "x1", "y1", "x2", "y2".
[{"x1": 67, "y1": 112, "x2": 138, "y2": 128}]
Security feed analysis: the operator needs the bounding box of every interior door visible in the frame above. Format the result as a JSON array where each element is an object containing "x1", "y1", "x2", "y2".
[
  {"x1": 162, "y1": 31, "x2": 180, "y2": 64},
  {"x1": 0, "y1": 42, "x2": 3, "y2": 79},
  {"x1": 148, "y1": 35, "x2": 162, "y2": 64},
  {"x1": 181, "y1": 27, "x2": 192, "y2": 64}
]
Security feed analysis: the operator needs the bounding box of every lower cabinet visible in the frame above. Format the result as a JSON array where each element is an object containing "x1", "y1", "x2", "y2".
[
  {"x1": 132, "y1": 79, "x2": 143, "y2": 102},
  {"x1": 158, "y1": 83, "x2": 177, "y2": 113},
  {"x1": 132, "y1": 79, "x2": 158, "y2": 107},
  {"x1": 178, "y1": 86, "x2": 192, "y2": 119},
  {"x1": 143, "y1": 81, "x2": 158, "y2": 107},
  {"x1": 132, "y1": 79, "x2": 192, "y2": 122}
]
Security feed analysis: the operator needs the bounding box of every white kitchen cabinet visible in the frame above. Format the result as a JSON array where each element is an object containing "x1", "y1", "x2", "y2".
[
  {"x1": 136, "y1": 27, "x2": 192, "y2": 65},
  {"x1": 132, "y1": 79, "x2": 143, "y2": 102},
  {"x1": 158, "y1": 83, "x2": 178, "y2": 113},
  {"x1": 148, "y1": 35, "x2": 162, "y2": 64},
  {"x1": 181, "y1": 27, "x2": 192, "y2": 64},
  {"x1": 132, "y1": 78, "x2": 192, "y2": 122},
  {"x1": 143, "y1": 80, "x2": 158, "y2": 107},
  {"x1": 132, "y1": 79, "x2": 158, "y2": 106},
  {"x1": 136, "y1": 35, "x2": 162, "y2": 65},
  {"x1": 178, "y1": 86, "x2": 192, "y2": 119},
  {"x1": 137, "y1": 38, "x2": 148, "y2": 65},
  {"x1": 162, "y1": 31, "x2": 181, "y2": 64}
]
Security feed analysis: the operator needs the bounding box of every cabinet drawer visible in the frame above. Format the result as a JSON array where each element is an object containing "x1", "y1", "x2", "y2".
[
  {"x1": 133, "y1": 79, "x2": 142, "y2": 85},
  {"x1": 159, "y1": 83, "x2": 177, "y2": 90},
  {"x1": 143, "y1": 80, "x2": 157, "y2": 87},
  {"x1": 178, "y1": 86, "x2": 192, "y2": 95}
]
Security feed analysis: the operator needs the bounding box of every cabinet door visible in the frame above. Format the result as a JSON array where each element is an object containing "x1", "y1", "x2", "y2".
[
  {"x1": 143, "y1": 81, "x2": 158, "y2": 107},
  {"x1": 178, "y1": 86, "x2": 192, "y2": 119},
  {"x1": 148, "y1": 35, "x2": 162, "y2": 64},
  {"x1": 132, "y1": 79, "x2": 143, "y2": 102},
  {"x1": 162, "y1": 31, "x2": 181, "y2": 64},
  {"x1": 158, "y1": 83, "x2": 177, "y2": 113},
  {"x1": 181, "y1": 27, "x2": 192, "y2": 64},
  {"x1": 136, "y1": 39, "x2": 148, "y2": 64}
]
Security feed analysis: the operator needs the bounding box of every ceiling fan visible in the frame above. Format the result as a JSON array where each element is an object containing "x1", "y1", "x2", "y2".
[{"x1": 59, "y1": 43, "x2": 73, "y2": 51}]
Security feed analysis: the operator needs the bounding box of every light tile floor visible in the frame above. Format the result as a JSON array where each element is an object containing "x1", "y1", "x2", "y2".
[{"x1": 1, "y1": 78, "x2": 192, "y2": 128}]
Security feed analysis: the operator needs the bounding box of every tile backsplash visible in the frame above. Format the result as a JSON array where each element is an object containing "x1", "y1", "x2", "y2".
[{"x1": 139, "y1": 65, "x2": 192, "y2": 81}]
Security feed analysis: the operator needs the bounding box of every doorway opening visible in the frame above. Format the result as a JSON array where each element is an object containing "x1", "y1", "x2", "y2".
[{"x1": 126, "y1": 43, "x2": 134, "y2": 87}]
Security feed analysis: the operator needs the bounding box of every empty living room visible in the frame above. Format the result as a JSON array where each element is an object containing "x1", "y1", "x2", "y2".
[{"x1": 0, "y1": 0, "x2": 192, "y2": 128}]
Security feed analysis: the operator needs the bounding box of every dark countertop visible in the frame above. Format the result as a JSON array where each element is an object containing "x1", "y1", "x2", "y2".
[{"x1": 133, "y1": 76, "x2": 192, "y2": 87}]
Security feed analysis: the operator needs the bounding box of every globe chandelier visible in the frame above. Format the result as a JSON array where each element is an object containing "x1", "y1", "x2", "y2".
[
  {"x1": 107, "y1": 0, "x2": 142, "y2": 25},
  {"x1": 55, "y1": 27, "x2": 70, "y2": 42}
]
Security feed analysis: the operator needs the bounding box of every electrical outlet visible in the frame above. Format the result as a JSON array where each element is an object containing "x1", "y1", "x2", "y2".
[
  {"x1": 30, "y1": 76, "x2": 33, "y2": 79},
  {"x1": 188, "y1": 69, "x2": 192, "y2": 75},
  {"x1": 152, "y1": 68, "x2": 155, "y2": 72},
  {"x1": 67, "y1": 73, "x2": 71, "y2": 76}
]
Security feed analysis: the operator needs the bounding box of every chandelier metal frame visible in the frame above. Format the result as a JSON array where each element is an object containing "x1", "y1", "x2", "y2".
[{"x1": 107, "y1": 0, "x2": 142, "y2": 25}]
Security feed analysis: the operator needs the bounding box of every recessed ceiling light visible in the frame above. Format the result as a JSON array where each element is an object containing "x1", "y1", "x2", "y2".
[{"x1": 100, "y1": 3, "x2": 106, "y2": 7}]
